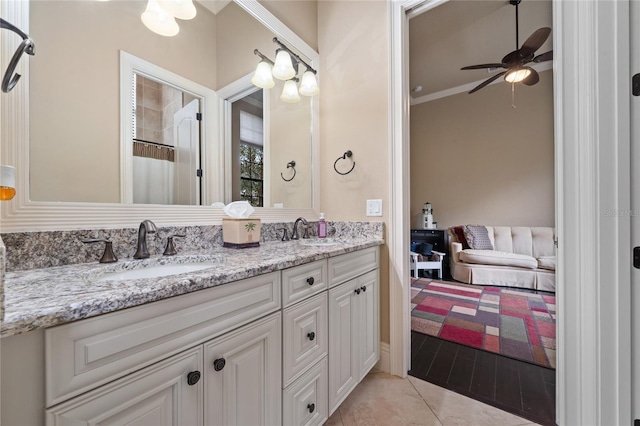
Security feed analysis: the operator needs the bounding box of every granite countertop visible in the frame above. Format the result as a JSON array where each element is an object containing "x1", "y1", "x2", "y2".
[{"x1": 1, "y1": 237, "x2": 383, "y2": 338}]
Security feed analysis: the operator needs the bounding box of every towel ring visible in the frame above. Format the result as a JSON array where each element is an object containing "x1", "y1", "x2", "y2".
[
  {"x1": 333, "y1": 150, "x2": 355, "y2": 175},
  {"x1": 281, "y1": 160, "x2": 296, "y2": 182},
  {"x1": 1, "y1": 18, "x2": 36, "y2": 94}
]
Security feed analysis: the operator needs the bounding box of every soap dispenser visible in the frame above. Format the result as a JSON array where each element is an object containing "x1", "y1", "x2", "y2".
[{"x1": 318, "y1": 213, "x2": 327, "y2": 238}]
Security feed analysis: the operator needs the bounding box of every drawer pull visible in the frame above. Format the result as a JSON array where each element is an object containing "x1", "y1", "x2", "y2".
[
  {"x1": 354, "y1": 288, "x2": 361, "y2": 295},
  {"x1": 307, "y1": 403, "x2": 315, "y2": 413},
  {"x1": 306, "y1": 276, "x2": 315, "y2": 285},
  {"x1": 186, "y1": 371, "x2": 201, "y2": 386},
  {"x1": 307, "y1": 331, "x2": 316, "y2": 341},
  {"x1": 213, "y1": 358, "x2": 226, "y2": 372},
  {"x1": 361, "y1": 286, "x2": 367, "y2": 292}
]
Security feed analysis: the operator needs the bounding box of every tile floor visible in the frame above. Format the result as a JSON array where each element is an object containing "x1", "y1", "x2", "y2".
[{"x1": 327, "y1": 370, "x2": 541, "y2": 426}]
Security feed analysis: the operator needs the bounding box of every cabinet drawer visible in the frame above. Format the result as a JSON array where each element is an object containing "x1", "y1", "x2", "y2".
[
  {"x1": 283, "y1": 357, "x2": 328, "y2": 426},
  {"x1": 328, "y1": 246, "x2": 379, "y2": 288},
  {"x1": 46, "y1": 346, "x2": 203, "y2": 426},
  {"x1": 282, "y1": 259, "x2": 328, "y2": 308},
  {"x1": 283, "y1": 292, "x2": 328, "y2": 387},
  {"x1": 45, "y1": 272, "x2": 280, "y2": 407}
]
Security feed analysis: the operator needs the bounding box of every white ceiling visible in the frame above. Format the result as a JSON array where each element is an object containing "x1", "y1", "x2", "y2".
[{"x1": 409, "y1": 0, "x2": 552, "y2": 98}]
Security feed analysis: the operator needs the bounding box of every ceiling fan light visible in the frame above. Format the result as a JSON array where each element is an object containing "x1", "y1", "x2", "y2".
[
  {"x1": 141, "y1": 0, "x2": 179, "y2": 37},
  {"x1": 280, "y1": 80, "x2": 300, "y2": 103},
  {"x1": 251, "y1": 61, "x2": 275, "y2": 89},
  {"x1": 272, "y1": 50, "x2": 296, "y2": 80},
  {"x1": 299, "y1": 70, "x2": 319, "y2": 96},
  {"x1": 504, "y1": 68, "x2": 531, "y2": 83},
  {"x1": 157, "y1": 0, "x2": 197, "y2": 20}
]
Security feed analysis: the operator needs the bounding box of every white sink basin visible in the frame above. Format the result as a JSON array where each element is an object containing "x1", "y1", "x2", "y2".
[
  {"x1": 299, "y1": 238, "x2": 341, "y2": 247},
  {"x1": 96, "y1": 263, "x2": 218, "y2": 281}
]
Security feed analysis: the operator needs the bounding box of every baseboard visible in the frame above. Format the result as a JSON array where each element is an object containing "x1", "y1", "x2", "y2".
[{"x1": 374, "y1": 342, "x2": 390, "y2": 373}]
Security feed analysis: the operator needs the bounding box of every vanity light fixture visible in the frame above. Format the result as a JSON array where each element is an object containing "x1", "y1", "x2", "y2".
[
  {"x1": 141, "y1": 0, "x2": 179, "y2": 37},
  {"x1": 141, "y1": 0, "x2": 196, "y2": 37},
  {"x1": 0, "y1": 165, "x2": 16, "y2": 201},
  {"x1": 157, "y1": 0, "x2": 197, "y2": 20},
  {"x1": 280, "y1": 79, "x2": 301, "y2": 103},
  {"x1": 251, "y1": 37, "x2": 319, "y2": 102}
]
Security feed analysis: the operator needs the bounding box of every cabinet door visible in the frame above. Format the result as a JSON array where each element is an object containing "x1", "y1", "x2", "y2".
[
  {"x1": 328, "y1": 279, "x2": 359, "y2": 415},
  {"x1": 356, "y1": 270, "x2": 380, "y2": 381},
  {"x1": 204, "y1": 313, "x2": 281, "y2": 426},
  {"x1": 46, "y1": 347, "x2": 203, "y2": 426}
]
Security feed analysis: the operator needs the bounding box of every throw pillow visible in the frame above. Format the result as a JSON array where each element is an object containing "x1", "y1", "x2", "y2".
[
  {"x1": 452, "y1": 226, "x2": 470, "y2": 249},
  {"x1": 463, "y1": 225, "x2": 494, "y2": 250},
  {"x1": 418, "y1": 242, "x2": 433, "y2": 256}
]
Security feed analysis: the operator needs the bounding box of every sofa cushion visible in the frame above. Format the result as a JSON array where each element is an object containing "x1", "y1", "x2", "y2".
[
  {"x1": 459, "y1": 249, "x2": 538, "y2": 269},
  {"x1": 452, "y1": 226, "x2": 470, "y2": 249},
  {"x1": 463, "y1": 225, "x2": 494, "y2": 250},
  {"x1": 537, "y1": 256, "x2": 556, "y2": 271}
]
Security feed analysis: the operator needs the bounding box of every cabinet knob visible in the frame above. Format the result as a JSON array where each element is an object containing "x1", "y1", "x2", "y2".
[
  {"x1": 306, "y1": 276, "x2": 315, "y2": 285},
  {"x1": 361, "y1": 286, "x2": 367, "y2": 292},
  {"x1": 354, "y1": 288, "x2": 361, "y2": 295},
  {"x1": 213, "y1": 358, "x2": 226, "y2": 372},
  {"x1": 307, "y1": 331, "x2": 316, "y2": 341},
  {"x1": 307, "y1": 403, "x2": 315, "y2": 413},
  {"x1": 186, "y1": 371, "x2": 201, "y2": 386}
]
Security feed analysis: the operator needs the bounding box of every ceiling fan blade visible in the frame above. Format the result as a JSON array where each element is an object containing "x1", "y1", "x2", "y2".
[
  {"x1": 522, "y1": 67, "x2": 539, "y2": 86},
  {"x1": 501, "y1": 50, "x2": 521, "y2": 66},
  {"x1": 533, "y1": 50, "x2": 553, "y2": 63},
  {"x1": 461, "y1": 63, "x2": 505, "y2": 70},
  {"x1": 468, "y1": 71, "x2": 507, "y2": 94},
  {"x1": 520, "y1": 27, "x2": 551, "y2": 58}
]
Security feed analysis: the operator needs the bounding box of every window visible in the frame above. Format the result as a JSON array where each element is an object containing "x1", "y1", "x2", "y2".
[{"x1": 239, "y1": 111, "x2": 263, "y2": 207}]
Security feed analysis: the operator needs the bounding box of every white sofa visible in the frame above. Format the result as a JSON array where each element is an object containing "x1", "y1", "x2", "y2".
[{"x1": 449, "y1": 226, "x2": 556, "y2": 292}]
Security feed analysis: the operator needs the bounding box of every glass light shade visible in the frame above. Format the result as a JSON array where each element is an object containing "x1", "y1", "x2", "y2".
[
  {"x1": 158, "y1": 0, "x2": 197, "y2": 20},
  {"x1": 504, "y1": 68, "x2": 532, "y2": 83},
  {"x1": 299, "y1": 70, "x2": 319, "y2": 96},
  {"x1": 141, "y1": 0, "x2": 179, "y2": 37},
  {"x1": 0, "y1": 165, "x2": 16, "y2": 201},
  {"x1": 280, "y1": 80, "x2": 300, "y2": 103},
  {"x1": 251, "y1": 61, "x2": 275, "y2": 89},
  {"x1": 272, "y1": 50, "x2": 296, "y2": 80}
]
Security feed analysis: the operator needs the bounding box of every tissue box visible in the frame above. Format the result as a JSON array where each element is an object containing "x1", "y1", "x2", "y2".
[{"x1": 222, "y1": 218, "x2": 261, "y2": 248}]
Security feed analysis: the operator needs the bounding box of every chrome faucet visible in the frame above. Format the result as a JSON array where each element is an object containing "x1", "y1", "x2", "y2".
[
  {"x1": 291, "y1": 217, "x2": 309, "y2": 240},
  {"x1": 133, "y1": 220, "x2": 157, "y2": 259}
]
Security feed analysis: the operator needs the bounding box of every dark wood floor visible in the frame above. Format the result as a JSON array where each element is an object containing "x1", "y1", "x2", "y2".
[{"x1": 409, "y1": 331, "x2": 556, "y2": 426}]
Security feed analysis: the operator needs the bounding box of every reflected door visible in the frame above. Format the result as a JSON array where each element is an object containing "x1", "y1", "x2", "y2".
[{"x1": 174, "y1": 99, "x2": 201, "y2": 205}]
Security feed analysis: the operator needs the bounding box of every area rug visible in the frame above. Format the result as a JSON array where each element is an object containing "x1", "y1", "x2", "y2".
[{"x1": 411, "y1": 278, "x2": 556, "y2": 369}]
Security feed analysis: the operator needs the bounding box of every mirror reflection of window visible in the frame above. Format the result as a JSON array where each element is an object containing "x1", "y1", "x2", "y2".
[
  {"x1": 131, "y1": 73, "x2": 202, "y2": 205},
  {"x1": 232, "y1": 91, "x2": 264, "y2": 207}
]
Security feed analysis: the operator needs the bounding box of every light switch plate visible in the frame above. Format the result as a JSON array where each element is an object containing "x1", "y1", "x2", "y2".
[{"x1": 366, "y1": 199, "x2": 383, "y2": 217}]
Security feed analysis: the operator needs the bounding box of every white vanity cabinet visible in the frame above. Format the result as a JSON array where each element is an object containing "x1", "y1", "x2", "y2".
[
  {"x1": 2, "y1": 245, "x2": 380, "y2": 426},
  {"x1": 327, "y1": 250, "x2": 380, "y2": 415},
  {"x1": 46, "y1": 346, "x2": 204, "y2": 425}
]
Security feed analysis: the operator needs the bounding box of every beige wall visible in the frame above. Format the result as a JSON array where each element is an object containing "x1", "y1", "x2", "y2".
[
  {"x1": 260, "y1": 0, "x2": 318, "y2": 51},
  {"x1": 318, "y1": 0, "x2": 390, "y2": 344},
  {"x1": 410, "y1": 70, "x2": 555, "y2": 230},
  {"x1": 29, "y1": 1, "x2": 217, "y2": 203}
]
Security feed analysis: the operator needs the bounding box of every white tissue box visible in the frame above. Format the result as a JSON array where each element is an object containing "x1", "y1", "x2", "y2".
[{"x1": 223, "y1": 218, "x2": 261, "y2": 248}]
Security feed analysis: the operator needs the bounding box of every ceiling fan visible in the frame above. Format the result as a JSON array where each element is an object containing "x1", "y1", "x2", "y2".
[{"x1": 461, "y1": 0, "x2": 553, "y2": 94}]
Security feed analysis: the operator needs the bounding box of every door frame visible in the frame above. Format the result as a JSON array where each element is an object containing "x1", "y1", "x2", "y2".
[{"x1": 388, "y1": 0, "x2": 633, "y2": 424}]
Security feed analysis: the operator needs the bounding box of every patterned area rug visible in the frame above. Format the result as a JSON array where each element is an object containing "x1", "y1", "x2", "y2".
[{"x1": 411, "y1": 278, "x2": 556, "y2": 369}]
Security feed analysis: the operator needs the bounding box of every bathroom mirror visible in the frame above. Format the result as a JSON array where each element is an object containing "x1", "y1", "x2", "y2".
[{"x1": 0, "y1": 0, "x2": 319, "y2": 231}]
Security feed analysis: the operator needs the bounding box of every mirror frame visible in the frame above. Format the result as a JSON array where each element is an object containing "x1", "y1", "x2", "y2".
[{"x1": 0, "y1": 0, "x2": 320, "y2": 232}]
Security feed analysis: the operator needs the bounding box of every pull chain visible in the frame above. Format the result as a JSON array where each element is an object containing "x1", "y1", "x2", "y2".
[{"x1": 511, "y1": 82, "x2": 517, "y2": 108}]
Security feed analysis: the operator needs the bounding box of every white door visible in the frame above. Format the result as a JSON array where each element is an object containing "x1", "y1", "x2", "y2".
[
  {"x1": 632, "y1": 0, "x2": 640, "y2": 419},
  {"x1": 174, "y1": 99, "x2": 201, "y2": 205},
  {"x1": 203, "y1": 313, "x2": 281, "y2": 426},
  {"x1": 46, "y1": 347, "x2": 203, "y2": 426}
]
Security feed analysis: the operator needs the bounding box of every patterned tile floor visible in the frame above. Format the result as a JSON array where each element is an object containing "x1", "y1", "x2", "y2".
[{"x1": 328, "y1": 370, "x2": 541, "y2": 426}]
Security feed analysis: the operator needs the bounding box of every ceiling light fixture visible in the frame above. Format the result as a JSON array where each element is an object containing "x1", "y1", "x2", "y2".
[
  {"x1": 504, "y1": 67, "x2": 532, "y2": 83},
  {"x1": 251, "y1": 37, "x2": 319, "y2": 102}
]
